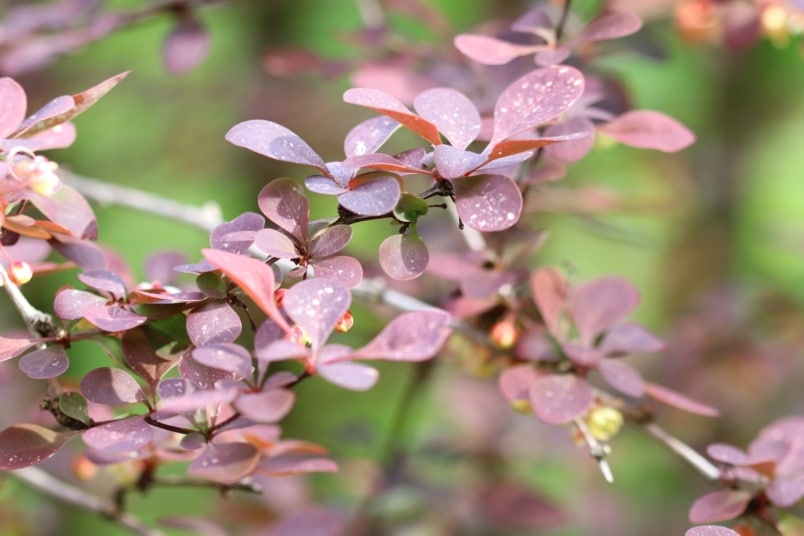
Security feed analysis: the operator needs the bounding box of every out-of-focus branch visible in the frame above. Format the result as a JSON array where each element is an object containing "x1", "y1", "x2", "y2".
[
  {"x1": 12, "y1": 466, "x2": 165, "y2": 536},
  {"x1": 641, "y1": 421, "x2": 722, "y2": 482},
  {"x1": 63, "y1": 173, "x2": 223, "y2": 233}
]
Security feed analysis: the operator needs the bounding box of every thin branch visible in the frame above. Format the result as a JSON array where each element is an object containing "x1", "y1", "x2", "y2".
[
  {"x1": 641, "y1": 421, "x2": 722, "y2": 482},
  {"x1": 555, "y1": 0, "x2": 573, "y2": 42},
  {"x1": 447, "y1": 202, "x2": 486, "y2": 252},
  {"x1": 12, "y1": 466, "x2": 165, "y2": 536},
  {"x1": 0, "y1": 262, "x2": 60, "y2": 338},
  {"x1": 63, "y1": 172, "x2": 224, "y2": 233},
  {"x1": 574, "y1": 417, "x2": 614, "y2": 483}
]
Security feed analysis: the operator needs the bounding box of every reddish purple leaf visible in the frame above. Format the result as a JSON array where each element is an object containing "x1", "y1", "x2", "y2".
[
  {"x1": 0, "y1": 77, "x2": 26, "y2": 137},
  {"x1": 317, "y1": 361, "x2": 379, "y2": 391},
  {"x1": 643, "y1": 382, "x2": 720, "y2": 417},
  {"x1": 454, "y1": 174, "x2": 523, "y2": 232},
  {"x1": 209, "y1": 212, "x2": 265, "y2": 253},
  {"x1": 283, "y1": 278, "x2": 350, "y2": 349},
  {"x1": 343, "y1": 87, "x2": 441, "y2": 145},
  {"x1": 351, "y1": 310, "x2": 451, "y2": 362},
  {"x1": 234, "y1": 389, "x2": 295, "y2": 423},
  {"x1": 268, "y1": 507, "x2": 344, "y2": 536},
  {"x1": 543, "y1": 117, "x2": 596, "y2": 162},
  {"x1": 490, "y1": 65, "x2": 585, "y2": 147},
  {"x1": 706, "y1": 444, "x2": 750, "y2": 466},
  {"x1": 53, "y1": 288, "x2": 105, "y2": 320},
  {"x1": 187, "y1": 301, "x2": 243, "y2": 347},
  {"x1": 529, "y1": 374, "x2": 594, "y2": 424},
  {"x1": 570, "y1": 276, "x2": 640, "y2": 345},
  {"x1": 309, "y1": 225, "x2": 351, "y2": 258},
  {"x1": 32, "y1": 183, "x2": 97, "y2": 240},
  {"x1": 685, "y1": 527, "x2": 740, "y2": 536},
  {"x1": 599, "y1": 321, "x2": 665, "y2": 355},
  {"x1": 305, "y1": 175, "x2": 348, "y2": 195},
  {"x1": 159, "y1": 382, "x2": 239, "y2": 414},
  {"x1": 433, "y1": 145, "x2": 487, "y2": 178},
  {"x1": 80, "y1": 367, "x2": 146, "y2": 405},
  {"x1": 258, "y1": 178, "x2": 309, "y2": 242},
  {"x1": 78, "y1": 270, "x2": 128, "y2": 299},
  {"x1": 573, "y1": 10, "x2": 643, "y2": 44},
  {"x1": 189, "y1": 442, "x2": 260, "y2": 484},
  {"x1": 515, "y1": 326, "x2": 559, "y2": 362},
  {"x1": 344, "y1": 115, "x2": 400, "y2": 157},
  {"x1": 688, "y1": 490, "x2": 752, "y2": 524},
  {"x1": 82, "y1": 303, "x2": 148, "y2": 332},
  {"x1": 82, "y1": 416, "x2": 153, "y2": 453},
  {"x1": 192, "y1": 343, "x2": 252, "y2": 378},
  {"x1": 254, "y1": 319, "x2": 309, "y2": 363},
  {"x1": 453, "y1": 34, "x2": 541, "y2": 65},
  {"x1": 202, "y1": 249, "x2": 290, "y2": 333},
  {"x1": 179, "y1": 353, "x2": 236, "y2": 390},
  {"x1": 0, "y1": 336, "x2": 37, "y2": 362},
  {"x1": 342, "y1": 152, "x2": 425, "y2": 174},
  {"x1": 767, "y1": 473, "x2": 804, "y2": 508},
  {"x1": 26, "y1": 121, "x2": 77, "y2": 150},
  {"x1": 0, "y1": 424, "x2": 78, "y2": 469},
  {"x1": 498, "y1": 364, "x2": 540, "y2": 405},
  {"x1": 413, "y1": 88, "x2": 481, "y2": 150},
  {"x1": 339, "y1": 174, "x2": 401, "y2": 216},
  {"x1": 311, "y1": 255, "x2": 363, "y2": 288},
  {"x1": 562, "y1": 342, "x2": 603, "y2": 367},
  {"x1": 531, "y1": 267, "x2": 568, "y2": 338},
  {"x1": 122, "y1": 328, "x2": 176, "y2": 390},
  {"x1": 379, "y1": 231, "x2": 429, "y2": 280},
  {"x1": 598, "y1": 110, "x2": 695, "y2": 152},
  {"x1": 598, "y1": 359, "x2": 644, "y2": 397},
  {"x1": 225, "y1": 120, "x2": 327, "y2": 170},
  {"x1": 254, "y1": 228, "x2": 298, "y2": 259},
  {"x1": 18, "y1": 345, "x2": 69, "y2": 379},
  {"x1": 163, "y1": 15, "x2": 210, "y2": 75}
]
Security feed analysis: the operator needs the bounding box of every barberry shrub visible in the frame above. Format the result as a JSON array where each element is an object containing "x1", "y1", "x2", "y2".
[{"x1": 0, "y1": 1, "x2": 802, "y2": 535}]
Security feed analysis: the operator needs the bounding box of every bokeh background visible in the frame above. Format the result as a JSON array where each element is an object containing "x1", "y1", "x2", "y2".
[{"x1": 1, "y1": 0, "x2": 803, "y2": 534}]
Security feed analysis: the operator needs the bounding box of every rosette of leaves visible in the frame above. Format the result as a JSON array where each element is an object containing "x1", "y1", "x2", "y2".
[
  {"x1": 254, "y1": 177, "x2": 362, "y2": 287},
  {"x1": 499, "y1": 268, "x2": 719, "y2": 426},
  {"x1": 687, "y1": 416, "x2": 804, "y2": 532}
]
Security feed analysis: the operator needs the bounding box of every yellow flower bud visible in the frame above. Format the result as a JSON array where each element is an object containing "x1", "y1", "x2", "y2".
[{"x1": 586, "y1": 406, "x2": 624, "y2": 442}]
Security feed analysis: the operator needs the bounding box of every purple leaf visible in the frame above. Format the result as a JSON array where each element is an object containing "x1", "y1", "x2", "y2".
[
  {"x1": 0, "y1": 77, "x2": 26, "y2": 137},
  {"x1": 13, "y1": 96, "x2": 73, "y2": 137},
  {"x1": 339, "y1": 175, "x2": 401, "y2": 216},
  {"x1": 258, "y1": 178, "x2": 309, "y2": 242},
  {"x1": 192, "y1": 343, "x2": 252, "y2": 378},
  {"x1": 599, "y1": 322, "x2": 665, "y2": 356},
  {"x1": 210, "y1": 212, "x2": 265, "y2": 253},
  {"x1": 311, "y1": 255, "x2": 363, "y2": 288},
  {"x1": 597, "y1": 359, "x2": 644, "y2": 397},
  {"x1": 344, "y1": 115, "x2": 400, "y2": 157},
  {"x1": 78, "y1": 270, "x2": 128, "y2": 299},
  {"x1": 317, "y1": 361, "x2": 379, "y2": 391},
  {"x1": 202, "y1": 249, "x2": 289, "y2": 333},
  {"x1": 453, "y1": 34, "x2": 541, "y2": 66},
  {"x1": 310, "y1": 225, "x2": 351, "y2": 258},
  {"x1": 573, "y1": 10, "x2": 643, "y2": 44},
  {"x1": 688, "y1": 490, "x2": 751, "y2": 524},
  {"x1": 643, "y1": 382, "x2": 720, "y2": 417},
  {"x1": 49, "y1": 236, "x2": 107, "y2": 270},
  {"x1": 0, "y1": 424, "x2": 78, "y2": 469},
  {"x1": 498, "y1": 364, "x2": 540, "y2": 405},
  {"x1": 531, "y1": 267, "x2": 568, "y2": 338},
  {"x1": 433, "y1": 145, "x2": 487, "y2": 179},
  {"x1": 351, "y1": 310, "x2": 451, "y2": 362},
  {"x1": 490, "y1": 65, "x2": 585, "y2": 147},
  {"x1": 543, "y1": 117, "x2": 596, "y2": 162},
  {"x1": 179, "y1": 352, "x2": 236, "y2": 390},
  {"x1": 163, "y1": 15, "x2": 210, "y2": 75},
  {"x1": 0, "y1": 336, "x2": 37, "y2": 362},
  {"x1": 254, "y1": 319, "x2": 309, "y2": 363},
  {"x1": 598, "y1": 110, "x2": 695, "y2": 152},
  {"x1": 767, "y1": 473, "x2": 804, "y2": 507},
  {"x1": 306, "y1": 175, "x2": 348, "y2": 195},
  {"x1": 283, "y1": 278, "x2": 351, "y2": 349},
  {"x1": 342, "y1": 152, "x2": 425, "y2": 174},
  {"x1": 562, "y1": 342, "x2": 603, "y2": 367},
  {"x1": 188, "y1": 442, "x2": 260, "y2": 484},
  {"x1": 570, "y1": 277, "x2": 640, "y2": 345},
  {"x1": 225, "y1": 120, "x2": 327, "y2": 171},
  {"x1": 122, "y1": 328, "x2": 176, "y2": 390},
  {"x1": 254, "y1": 228, "x2": 299, "y2": 259},
  {"x1": 82, "y1": 303, "x2": 148, "y2": 332},
  {"x1": 80, "y1": 367, "x2": 145, "y2": 405},
  {"x1": 18, "y1": 346, "x2": 69, "y2": 379},
  {"x1": 706, "y1": 443, "x2": 750, "y2": 466},
  {"x1": 53, "y1": 288, "x2": 106, "y2": 320},
  {"x1": 234, "y1": 389, "x2": 295, "y2": 423},
  {"x1": 685, "y1": 527, "x2": 740, "y2": 536},
  {"x1": 529, "y1": 374, "x2": 593, "y2": 424},
  {"x1": 413, "y1": 88, "x2": 481, "y2": 150},
  {"x1": 515, "y1": 326, "x2": 559, "y2": 362},
  {"x1": 33, "y1": 183, "x2": 97, "y2": 239},
  {"x1": 378, "y1": 231, "x2": 429, "y2": 280},
  {"x1": 343, "y1": 87, "x2": 441, "y2": 144},
  {"x1": 158, "y1": 377, "x2": 192, "y2": 400},
  {"x1": 187, "y1": 301, "x2": 243, "y2": 347},
  {"x1": 454, "y1": 174, "x2": 523, "y2": 232},
  {"x1": 27, "y1": 121, "x2": 77, "y2": 150},
  {"x1": 159, "y1": 382, "x2": 239, "y2": 413},
  {"x1": 82, "y1": 416, "x2": 153, "y2": 453},
  {"x1": 260, "y1": 441, "x2": 339, "y2": 475}
]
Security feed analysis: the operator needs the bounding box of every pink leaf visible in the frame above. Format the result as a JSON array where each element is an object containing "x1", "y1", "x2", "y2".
[
  {"x1": 187, "y1": 301, "x2": 243, "y2": 347},
  {"x1": 498, "y1": 364, "x2": 540, "y2": 405},
  {"x1": 163, "y1": 15, "x2": 210, "y2": 75},
  {"x1": 311, "y1": 255, "x2": 363, "y2": 288},
  {"x1": 767, "y1": 473, "x2": 804, "y2": 508},
  {"x1": 344, "y1": 115, "x2": 400, "y2": 157},
  {"x1": 0, "y1": 424, "x2": 78, "y2": 469},
  {"x1": 570, "y1": 276, "x2": 640, "y2": 345},
  {"x1": 82, "y1": 303, "x2": 147, "y2": 332},
  {"x1": 490, "y1": 65, "x2": 585, "y2": 147},
  {"x1": 706, "y1": 443, "x2": 750, "y2": 466},
  {"x1": 529, "y1": 374, "x2": 593, "y2": 424},
  {"x1": 598, "y1": 110, "x2": 695, "y2": 152},
  {"x1": 82, "y1": 416, "x2": 153, "y2": 453},
  {"x1": 225, "y1": 120, "x2": 327, "y2": 171},
  {"x1": 453, "y1": 34, "x2": 541, "y2": 65},
  {"x1": 643, "y1": 382, "x2": 720, "y2": 417},
  {"x1": 379, "y1": 231, "x2": 429, "y2": 280},
  {"x1": 573, "y1": 10, "x2": 643, "y2": 44},
  {"x1": 598, "y1": 359, "x2": 644, "y2": 397},
  {"x1": 351, "y1": 310, "x2": 451, "y2": 362},
  {"x1": 258, "y1": 178, "x2": 309, "y2": 242},
  {"x1": 0, "y1": 77, "x2": 26, "y2": 137},
  {"x1": 685, "y1": 527, "x2": 740, "y2": 536},
  {"x1": 0, "y1": 336, "x2": 37, "y2": 362},
  {"x1": 18, "y1": 346, "x2": 69, "y2": 379},
  {"x1": 234, "y1": 389, "x2": 295, "y2": 423},
  {"x1": 688, "y1": 490, "x2": 752, "y2": 524},
  {"x1": 202, "y1": 249, "x2": 289, "y2": 333},
  {"x1": 599, "y1": 321, "x2": 665, "y2": 355},
  {"x1": 343, "y1": 87, "x2": 441, "y2": 145},
  {"x1": 283, "y1": 278, "x2": 351, "y2": 349},
  {"x1": 81, "y1": 367, "x2": 146, "y2": 405},
  {"x1": 413, "y1": 88, "x2": 481, "y2": 150},
  {"x1": 454, "y1": 174, "x2": 523, "y2": 232},
  {"x1": 531, "y1": 267, "x2": 568, "y2": 338},
  {"x1": 189, "y1": 442, "x2": 261, "y2": 484},
  {"x1": 317, "y1": 361, "x2": 379, "y2": 391}
]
